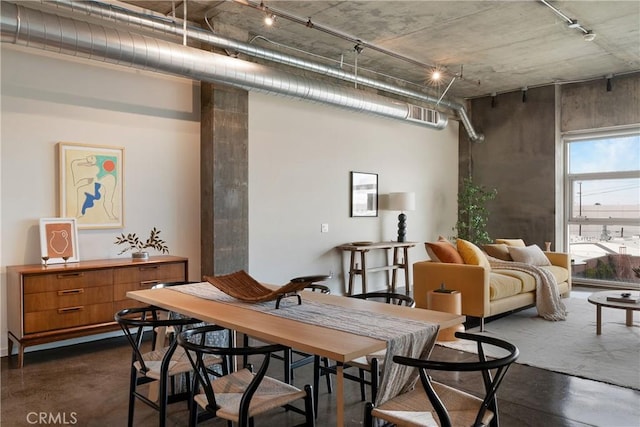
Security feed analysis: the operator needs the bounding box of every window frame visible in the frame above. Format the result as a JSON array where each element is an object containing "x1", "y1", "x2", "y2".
[{"x1": 563, "y1": 126, "x2": 640, "y2": 287}]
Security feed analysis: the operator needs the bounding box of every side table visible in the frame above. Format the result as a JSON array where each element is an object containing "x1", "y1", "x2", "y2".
[
  {"x1": 427, "y1": 290, "x2": 465, "y2": 341},
  {"x1": 337, "y1": 241, "x2": 416, "y2": 295}
]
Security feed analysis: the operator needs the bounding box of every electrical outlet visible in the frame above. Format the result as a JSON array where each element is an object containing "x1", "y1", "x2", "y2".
[{"x1": 321, "y1": 223, "x2": 329, "y2": 233}]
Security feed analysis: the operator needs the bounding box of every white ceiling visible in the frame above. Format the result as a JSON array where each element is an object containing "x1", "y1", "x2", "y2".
[{"x1": 119, "y1": 1, "x2": 640, "y2": 100}]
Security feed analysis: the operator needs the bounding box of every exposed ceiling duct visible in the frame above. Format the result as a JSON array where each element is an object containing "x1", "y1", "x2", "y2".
[
  {"x1": 35, "y1": 0, "x2": 484, "y2": 142},
  {"x1": 1, "y1": 1, "x2": 471, "y2": 135}
]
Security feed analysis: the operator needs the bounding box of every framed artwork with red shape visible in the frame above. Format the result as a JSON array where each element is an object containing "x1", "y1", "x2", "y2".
[{"x1": 58, "y1": 142, "x2": 124, "y2": 229}]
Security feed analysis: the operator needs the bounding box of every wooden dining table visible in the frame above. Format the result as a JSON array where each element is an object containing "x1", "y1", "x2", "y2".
[{"x1": 126, "y1": 284, "x2": 465, "y2": 427}]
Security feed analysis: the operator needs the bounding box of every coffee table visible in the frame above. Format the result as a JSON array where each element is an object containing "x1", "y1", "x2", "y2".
[{"x1": 587, "y1": 290, "x2": 640, "y2": 335}]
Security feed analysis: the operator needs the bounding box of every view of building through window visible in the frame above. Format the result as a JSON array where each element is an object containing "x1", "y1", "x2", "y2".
[{"x1": 566, "y1": 132, "x2": 640, "y2": 287}]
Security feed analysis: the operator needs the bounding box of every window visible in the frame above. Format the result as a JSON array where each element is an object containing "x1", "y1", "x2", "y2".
[{"x1": 565, "y1": 130, "x2": 640, "y2": 287}]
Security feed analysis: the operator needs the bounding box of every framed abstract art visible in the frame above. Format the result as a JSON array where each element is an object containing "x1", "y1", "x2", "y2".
[{"x1": 58, "y1": 142, "x2": 124, "y2": 229}]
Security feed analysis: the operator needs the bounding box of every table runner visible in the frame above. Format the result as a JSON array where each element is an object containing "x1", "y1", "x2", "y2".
[{"x1": 169, "y1": 282, "x2": 439, "y2": 405}]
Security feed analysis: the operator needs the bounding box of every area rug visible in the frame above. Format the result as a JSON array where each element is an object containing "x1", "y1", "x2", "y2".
[{"x1": 438, "y1": 297, "x2": 640, "y2": 390}]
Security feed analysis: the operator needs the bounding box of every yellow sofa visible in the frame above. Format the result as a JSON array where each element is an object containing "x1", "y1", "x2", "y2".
[{"x1": 413, "y1": 251, "x2": 571, "y2": 330}]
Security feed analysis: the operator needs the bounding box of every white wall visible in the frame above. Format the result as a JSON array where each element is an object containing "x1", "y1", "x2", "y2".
[
  {"x1": 1, "y1": 44, "x2": 459, "y2": 356},
  {"x1": 248, "y1": 93, "x2": 459, "y2": 291},
  {"x1": 1, "y1": 46, "x2": 201, "y2": 355}
]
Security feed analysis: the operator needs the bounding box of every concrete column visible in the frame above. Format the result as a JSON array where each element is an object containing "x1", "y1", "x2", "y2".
[{"x1": 200, "y1": 82, "x2": 248, "y2": 278}]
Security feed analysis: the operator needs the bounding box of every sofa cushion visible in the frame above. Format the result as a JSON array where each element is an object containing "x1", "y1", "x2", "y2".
[
  {"x1": 508, "y1": 244, "x2": 551, "y2": 266},
  {"x1": 492, "y1": 269, "x2": 537, "y2": 293},
  {"x1": 457, "y1": 239, "x2": 491, "y2": 270},
  {"x1": 495, "y1": 238, "x2": 526, "y2": 247},
  {"x1": 541, "y1": 265, "x2": 570, "y2": 284},
  {"x1": 489, "y1": 273, "x2": 523, "y2": 300},
  {"x1": 482, "y1": 243, "x2": 512, "y2": 261},
  {"x1": 425, "y1": 237, "x2": 464, "y2": 264}
]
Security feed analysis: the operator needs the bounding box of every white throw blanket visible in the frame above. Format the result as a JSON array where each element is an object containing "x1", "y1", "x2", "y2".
[{"x1": 489, "y1": 259, "x2": 567, "y2": 321}]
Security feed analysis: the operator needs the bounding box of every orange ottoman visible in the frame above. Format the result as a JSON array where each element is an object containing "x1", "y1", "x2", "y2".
[{"x1": 427, "y1": 290, "x2": 465, "y2": 341}]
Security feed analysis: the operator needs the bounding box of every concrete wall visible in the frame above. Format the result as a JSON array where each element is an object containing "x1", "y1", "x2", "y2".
[
  {"x1": 561, "y1": 73, "x2": 640, "y2": 132},
  {"x1": 464, "y1": 72, "x2": 640, "y2": 250}
]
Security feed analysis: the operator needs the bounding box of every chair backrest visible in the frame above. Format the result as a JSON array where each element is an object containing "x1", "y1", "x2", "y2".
[
  {"x1": 115, "y1": 306, "x2": 201, "y2": 373},
  {"x1": 350, "y1": 291, "x2": 415, "y2": 307},
  {"x1": 178, "y1": 325, "x2": 287, "y2": 423},
  {"x1": 392, "y1": 332, "x2": 519, "y2": 427}
]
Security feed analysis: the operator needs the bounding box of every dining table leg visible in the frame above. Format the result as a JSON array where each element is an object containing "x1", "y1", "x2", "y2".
[{"x1": 335, "y1": 362, "x2": 345, "y2": 427}]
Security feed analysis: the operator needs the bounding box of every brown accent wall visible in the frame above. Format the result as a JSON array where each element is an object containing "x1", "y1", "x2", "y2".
[
  {"x1": 200, "y1": 83, "x2": 249, "y2": 278},
  {"x1": 461, "y1": 72, "x2": 639, "y2": 248}
]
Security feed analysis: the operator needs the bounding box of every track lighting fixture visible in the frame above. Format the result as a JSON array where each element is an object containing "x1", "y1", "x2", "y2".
[
  {"x1": 567, "y1": 19, "x2": 580, "y2": 29},
  {"x1": 606, "y1": 74, "x2": 613, "y2": 92},
  {"x1": 264, "y1": 13, "x2": 276, "y2": 26},
  {"x1": 354, "y1": 43, "x2": 364, "y2": 54},
  {"x1": 491, "y1": 92, "x2": 497, "y2": 108},
  {"x1": 539, "y1": 0, "x2": 596, "y2": 41},
  {"x1": 522, "y1": 87, "x2": 528, "y2": 103}
]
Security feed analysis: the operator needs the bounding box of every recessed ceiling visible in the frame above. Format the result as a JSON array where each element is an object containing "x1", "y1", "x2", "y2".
[{"x1": 116, "y1": 1, "x2": 640, "y2": 100}]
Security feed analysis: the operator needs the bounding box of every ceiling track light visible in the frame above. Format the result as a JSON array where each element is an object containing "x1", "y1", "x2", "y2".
[
  {"x1": 491, "y1": 92, "x2": 497, "y2": 108},
  {"x1": 606, "y1": 74, "x2": 613, "y2": 92},
  {"x1": 233, "y1": 0, "x2": 440, "y2": 72},
  {"x1": 567, "y1": 19, "x2": 580, "y2": 29},
  {"x1": 354, "y1": 43, "x2": 364, "y2": 54},
  {"x1": 539, "y1": 0, "x2": 596, "y2": 41},
  {"x1": 264, "y1": 13, "x2": 276, "y2": 26},
  {"x1": 522, "y1": 87, "x2": 528, "y2": 103}
]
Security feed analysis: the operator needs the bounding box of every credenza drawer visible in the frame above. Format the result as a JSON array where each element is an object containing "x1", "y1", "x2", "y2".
[
  {"x1": 23, "y1": 270, "x2": 113, "y2": 294},
  {"x1": 113, "y1": 262, "x2": 185, "y2": 284},
  {"x1": 112, "y1": 264, "x2": 187, "y2": 301},
  {"x1": 24, "y1": 302, "x2": 114, "y2": 334},
  {"x1": 24, "y1": 285, "x2": 112, "y2": 312}
]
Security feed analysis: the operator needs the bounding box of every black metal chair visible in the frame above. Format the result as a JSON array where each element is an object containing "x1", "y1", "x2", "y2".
[
  {"x1": 150, "y1": 281, "x2": 199, "y2": 349},
  {"x1": 178, "y1": 324, "x2": 315, "y2": 427},
  {"x1": 314, "y1": 292, "x2": 415, "y2": 410},
  {"x1": 115, "y1": 306, "x2": 224, "y2": 427},
  {"x1": 364, "y1": 332, "x2": 519, "y2": 427}
]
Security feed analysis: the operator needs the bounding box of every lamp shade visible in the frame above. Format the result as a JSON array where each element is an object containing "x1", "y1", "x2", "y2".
[{"x1": 388, "y1": 192, "x2": 415, "y2": 211}]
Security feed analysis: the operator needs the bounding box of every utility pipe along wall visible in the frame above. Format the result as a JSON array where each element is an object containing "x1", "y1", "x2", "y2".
[{"x1": 1, "y1": 2, "x2": 449, "y2": 131}]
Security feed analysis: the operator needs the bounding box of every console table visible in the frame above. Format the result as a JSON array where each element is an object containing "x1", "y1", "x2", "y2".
[
  {"x1": 6, "y1": 255, "x2": 187, "y2": 368},
  {"x1": 337, "y1": 241, "x2": 416, "y2": 295}
]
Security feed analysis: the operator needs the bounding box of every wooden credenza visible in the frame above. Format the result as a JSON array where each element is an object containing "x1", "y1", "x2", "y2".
[{"x1": 6, "y1": 255, "x2": 188, "y2": 367}]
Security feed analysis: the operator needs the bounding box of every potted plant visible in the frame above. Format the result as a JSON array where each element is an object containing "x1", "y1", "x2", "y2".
[
  {"x1": 454, "y1": 177, "x2": 497, "y2": 245},
  {"x1": 114, "y1": 227, "x2": 169, "y2": 260}
]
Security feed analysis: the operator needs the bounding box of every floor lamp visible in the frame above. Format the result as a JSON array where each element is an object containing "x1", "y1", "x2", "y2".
[{"x1": 388, "y1": 192, "x2": 415, "y2": 242}]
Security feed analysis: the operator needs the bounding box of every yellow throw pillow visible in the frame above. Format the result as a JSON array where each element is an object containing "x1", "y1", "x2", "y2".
[
  {"x1": 495, "y1": 238, "x2": 526, "y2": 247},
  {"x1": 456, "y1": 238, "x2": 491, "y2": 270}
]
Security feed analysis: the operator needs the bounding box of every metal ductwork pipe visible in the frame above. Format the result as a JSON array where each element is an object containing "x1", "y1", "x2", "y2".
[
  {"x1": 34, "y1": 0, "x2": 482, "y2": 141},
  {"x1": 1, "y1": 2, "x2": 448, "y2": 130}
]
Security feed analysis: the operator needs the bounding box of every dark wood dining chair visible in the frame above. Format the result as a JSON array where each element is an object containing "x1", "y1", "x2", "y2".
[{"x1": 364, "y1": 332, "x2": 519, "y2": 427}]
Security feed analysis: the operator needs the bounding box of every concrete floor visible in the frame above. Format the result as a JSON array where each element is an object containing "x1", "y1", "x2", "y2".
[{"x1": 2, "y1": 327, "x2": 640, "y2": 427}]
